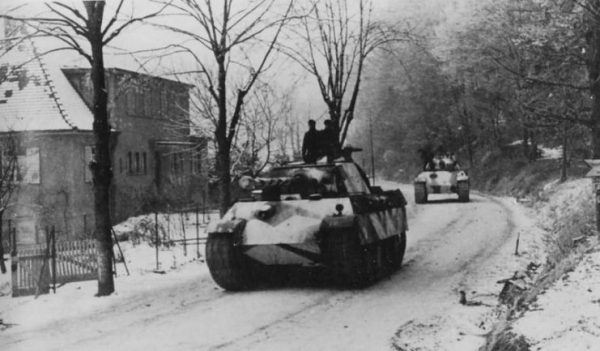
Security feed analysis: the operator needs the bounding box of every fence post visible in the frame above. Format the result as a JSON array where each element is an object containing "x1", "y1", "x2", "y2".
[
  {"x1": 51, "y1": 227, "x2": 56, "y2": 293},
  {"x1": 195, "y1": 206, "x2": 200, "y2": 259},
  {"x1": 154, "y1": 211, "x2": 160, "y2": 272},
  {"x1": 10, "y1": 227, "x2": 17, "y2": 297},
  {"x1": 180, "y1": 211, "x2": 187, "y2": 257},
  {"x1": 35, "y1": 226, "x2": 51, "y2": 298},
  {"x1": 166, "y1": 205, "x2": 170, "y2": 241},
  {"x1": 202, "y1": 191, "x2": 207, "y2": 224}
]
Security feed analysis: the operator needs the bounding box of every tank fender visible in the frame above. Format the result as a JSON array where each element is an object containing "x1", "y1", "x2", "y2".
[
  {"x1": 414, "y1": 173, "x2": 429, "y2": 183},
  {"x1": 383, "y1": 189, "x2": 408, "y2": 207},
  {"x1": 456, "y1": 170, "x2": 469, "y2": 182},
  {"x1": 315, "y1": 215, "x2": 358, "y2": 250},
  {"x1": 316, "y1": 215, "x2": 357, "y2": 243},
  {"x1": 321, "y1": 215, "x2": 357, "y2": 230},
  {"x1": 208, "y1": 218, "x2": 247, "y2": 246}
]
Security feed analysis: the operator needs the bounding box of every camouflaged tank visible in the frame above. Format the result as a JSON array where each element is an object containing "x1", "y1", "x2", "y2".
[
  {"x1": 205, "y1": 161, "x2": 408, "y2": 290},
  {"x1": 413, "y1": 158, "x2": 469, "y2": 204}
]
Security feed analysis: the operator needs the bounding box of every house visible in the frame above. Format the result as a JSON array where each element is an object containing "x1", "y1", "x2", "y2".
[{"x1": 0, "y1": 39, "x2": 206, "y2": 244}]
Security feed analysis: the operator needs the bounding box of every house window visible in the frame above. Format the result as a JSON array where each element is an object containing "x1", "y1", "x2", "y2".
[
  {"x1": 135, "y1": 87, "x2": 144, "y2": 115},
  {"x1": 127, "y1": 88, "x2": 135, "y2": 115},
  {"x1": 1, "y1": 146, "x2": 19, "y2": 183},
  {"x1": 135, "y1": 152, "x2": 140, "y2": 173},
  {"x1": 171, "y1": 153, "x2": 178, "y2": 175},
  {"x1": 155, "y1": 88, "x2": 162, "y2": 117},
  {"x1": 170, "y1": 152, "x2": 186, "y2": 176},
  {"x1": 167, "y1": 90, "x2": 175, "y2": 116},
  {"x1": 142, "y1": 152, "x2": 147, "y2": 175},
  {"x1": 191, "y1": 151, "x2": 201, "y2": 174},
  {"x1": 127, "y1": 152, "x2": 132, "y2": 174},
  {"x1": 160, "y1": 90, "x2": 167, "y2": 117},
  {"x1": 84, "y1": 146, "x2": 94, "y2": 182},
  {"x1": 144, "y1": 88, "x2": 152, "y2": 116}
]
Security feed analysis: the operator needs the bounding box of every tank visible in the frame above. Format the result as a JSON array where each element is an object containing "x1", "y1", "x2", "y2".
[
  {"x1": 413, "y1": 158, "x2": 469, "y2": 203},
  {"x1": 205, "y1": 161, "x2": 408, "y2": 290}
]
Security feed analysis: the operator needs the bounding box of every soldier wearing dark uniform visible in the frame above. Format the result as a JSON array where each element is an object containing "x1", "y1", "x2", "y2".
[
  {"x1": 320, "y1": 119, "x2": 339, "y2": 163},
  {"x1": 302, "y1": 119, "x2": 319, "y2": 163}
]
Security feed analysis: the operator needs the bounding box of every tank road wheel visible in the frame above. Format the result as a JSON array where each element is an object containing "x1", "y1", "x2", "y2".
[
  {"x1": 414, "y1": 183, "x2": 427, "y2": 204},
  {"x1": 457, "y1": 181, "x2": 470, "y2": 202},
  {"x1": 206, "y1": 234, "x2": 255, "y2": 291}
]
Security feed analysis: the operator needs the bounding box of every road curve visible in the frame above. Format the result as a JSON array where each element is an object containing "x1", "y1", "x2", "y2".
[{"x1": 2, "y1": 190, "x2": 521, "y2": 351}]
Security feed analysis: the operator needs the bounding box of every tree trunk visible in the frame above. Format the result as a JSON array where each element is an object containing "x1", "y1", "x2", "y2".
[
  {"x1": 87, "y1": 2, "x2": 114, "y2": 296},
  {"x1": 215, "y1": 48, "x2": 232, "y2": 217},
  {"x1": 0, "y1": 210, "x2": 6, "y2": 274},
  {"x1": 561, "y1": 123, "x2": 568, "y2": 182},
  {"x1": 592, "y1": 86, "x2": 600, "y2": 158},
  {"x1": 216, "y1": 147, "x2": 231, "y2": 216},
  {"x1": 588, "y1": 8, "x2": 600, "y2": 158}
]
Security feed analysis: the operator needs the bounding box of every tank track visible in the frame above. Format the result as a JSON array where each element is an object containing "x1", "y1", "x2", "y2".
[
  {"x1": 414, "y1": 183, "x2": 428, "y2": 204},
  {"x1": 322, "y1": 230, "x2": 406, "y2": 287},
  {"x1": 457, "y1": 181, "x2": 470, "y2": 202},
  {"x1": 206, "y1": 234, "x2": 256, "y2": 291}
]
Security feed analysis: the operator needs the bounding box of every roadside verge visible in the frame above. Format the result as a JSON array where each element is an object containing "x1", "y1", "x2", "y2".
[{"x1": 483, "y1": 178, "x2": 599, "y2": 351}]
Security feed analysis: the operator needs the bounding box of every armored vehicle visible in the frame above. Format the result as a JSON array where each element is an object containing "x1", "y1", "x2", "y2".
[
  {"x1": 413, "y1": 157, "x2": 469, "y2": 203},
  {"x1": 206, "y1": 161, "x2": 408, "y2": 290}
]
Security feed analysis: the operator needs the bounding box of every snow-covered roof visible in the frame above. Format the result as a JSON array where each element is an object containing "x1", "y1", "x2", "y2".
[{"x1": 0, "y1": 40, "x2": 93, "y2": 132}]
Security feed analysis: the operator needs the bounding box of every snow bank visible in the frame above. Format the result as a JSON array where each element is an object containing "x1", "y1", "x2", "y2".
[
  {"x1": 391, "y1": 195, "x2": 547, "y2": 351},
  {"x1": 510, "y1": 178, "x2": 600, "y2": 350},
  {"x1": 0, "y1": 263, "x2": 9, "y2": 297},
  {"x1": 0, "y1": 210, "x2": 220, "y2": 334},
  {"x1": 513, "y1": 247, "x2": 600, "y2": 350}
]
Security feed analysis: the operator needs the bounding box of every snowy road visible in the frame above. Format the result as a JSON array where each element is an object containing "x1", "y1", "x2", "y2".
[{"x1": 1, "y1": 187, "x2": 533, "y2": 351}]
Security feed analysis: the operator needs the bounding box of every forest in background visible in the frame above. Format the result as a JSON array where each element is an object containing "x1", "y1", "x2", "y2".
[{"x1": 351, "y1": 0, "x2": 595, "y2": 188}]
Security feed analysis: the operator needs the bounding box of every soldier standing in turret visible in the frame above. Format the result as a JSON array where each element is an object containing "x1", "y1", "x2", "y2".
[
  {"x1": 302, "y1": 119, "x2": 319, "y2": 163},
  {"x1": 320, "y1": 119, "x2": 339, "y2": 163}
]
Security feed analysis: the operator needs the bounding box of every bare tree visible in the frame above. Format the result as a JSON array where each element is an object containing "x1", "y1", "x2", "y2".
[
  {"x1": 154, "y1": 0, "x2": 292, "y2": 215},
  {"x1": 232, "y1": 82, "x2": 289, "y2": 176},
  {"x1": 1, "y1": 0, "x2": 167, "y2": 296},
  {"x1": 0, "y1": 134, "x2": 18, "y2": 274},
  {"x1": 283, "y1": 0, "x2": 407, "y2": 145}
]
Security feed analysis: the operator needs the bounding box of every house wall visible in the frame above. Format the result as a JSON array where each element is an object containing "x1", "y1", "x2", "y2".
[
  {"x1": 3, "y1": 69, "x2": 208, "y2": 244},
  {"x1": 64, "y1": 69, "x2": 207, "y2": 223},
  {"x1": 2, "y1": 131, "x2": 95, "y2": 244}
]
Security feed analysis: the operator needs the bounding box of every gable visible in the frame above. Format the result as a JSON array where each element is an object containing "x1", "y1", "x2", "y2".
[{"x1": 0, "y1": 39, "x2": 93, "y2": 132}]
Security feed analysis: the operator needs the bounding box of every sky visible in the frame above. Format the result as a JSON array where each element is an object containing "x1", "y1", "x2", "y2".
[{"x1": 1, "y1": 0, "x2": 479, "y2": 131}]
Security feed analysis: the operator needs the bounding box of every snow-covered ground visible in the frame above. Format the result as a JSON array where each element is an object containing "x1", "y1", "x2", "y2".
[
  {"x1": 507, "y1": 140, "x2": 564, "y2": 160},
  {"x1": 513, "y1": 248, "x2": 600, "y2": 351},
  {"x1": 0, "y1": 182, "x2": 550, "y2": 350},
  {"x1": 511, "y1": 178, "x2": 600, "y2": 350}
]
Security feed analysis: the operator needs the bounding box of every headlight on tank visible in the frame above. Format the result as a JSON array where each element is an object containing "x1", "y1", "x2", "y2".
[
  {"x1": 239, "y1": 175, "x2": 254, "y2": 190},
  {"x1": 256, "y1": 204, "x2": 275, "y2": 220}
]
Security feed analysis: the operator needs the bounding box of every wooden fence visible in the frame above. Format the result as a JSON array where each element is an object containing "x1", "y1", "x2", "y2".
[{"x1": 11, "y1": 227, "x2": 97, "y2": 297}]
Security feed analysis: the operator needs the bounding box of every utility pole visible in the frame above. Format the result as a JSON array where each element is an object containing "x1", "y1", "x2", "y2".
[{"x1": 369, "y1": 113, "x2": 375, "y2": 186}]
